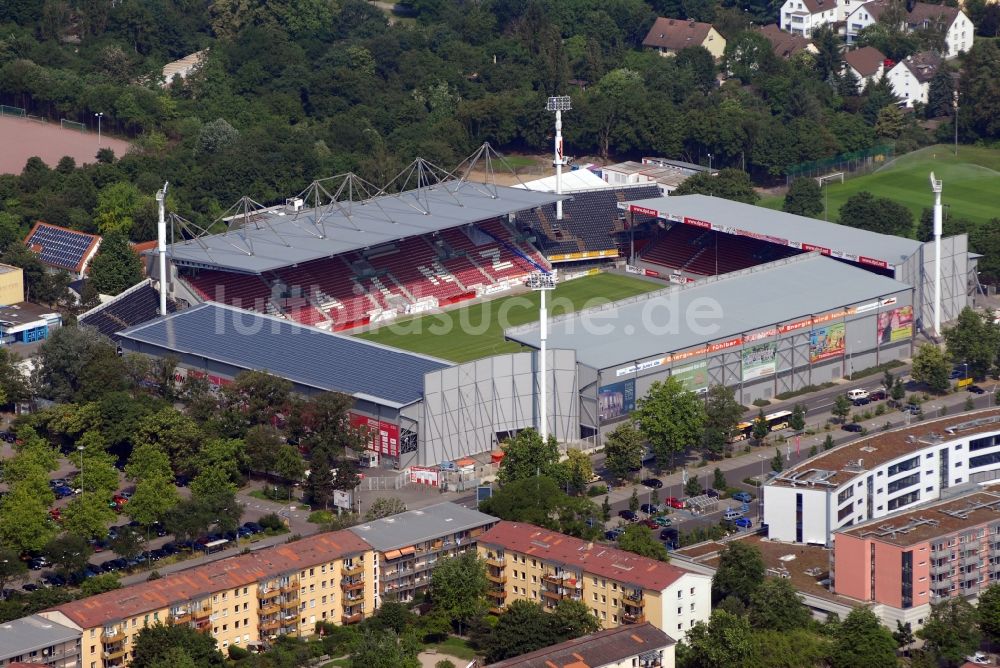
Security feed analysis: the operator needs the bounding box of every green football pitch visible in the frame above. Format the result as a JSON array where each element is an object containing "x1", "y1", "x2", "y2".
[
  {"x1": 355, "y1": 272, "x2": 660, "y2": 362},
  {"x1": 760, "y1": 144, "x2": 1000, "y2": 226}
]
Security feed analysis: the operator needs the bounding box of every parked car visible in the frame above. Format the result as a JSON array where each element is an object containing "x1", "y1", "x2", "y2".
[
  {"x1": 28, "y1": 557, "x2": 48, "y2": 570},
  {"x1": 950, "y1": 368, "x2": 966, "y2": 380},
  {"x1": 723, "y1": 509, "x2": 743, "y2": 521},
  {"x1": 640, "y1": 503, "x2": 659, "y2": 515},
  {"x1": 734, "y1": 517, "x2": 753, "y2": 529},
  {"x1": 21, "y1": 583, "x2": 37, "y2": 592},
  {"x1": 640, "y1": 478, "x2": 663, "y2": 489},
  {"x1": 903, "y1": 404, "x2": 921, "y2": 414},
  {"x1": 852, "y1": 397, "x2": 871, "y2": 406},
  {"x1": 842, "y1": 423, "x2": 863, "y2": 433},
  {"x1": 604, "y1": 527, "x2": 624, "y2": 541},
  {"x1": 53, "y1": 486, "x2": 74, "y2": 499},
  {"x1": 705, "y1": 488, "x2": 720, "y2": 498},
  {"x1": 665, "y1": 497, "x2": 686, "y2": 510},
  {"x1": 869, "y1": 390, "x2": 887, "y2": 401},
  {"x1": 654, "y1": 516, "x2": 672, "y2": 527},
  {"x1": 241, "y1": 522, "x2": 263, "y2": 534},
  {"x1": 618, "y1": 510, "x2": 638, "y2": 522},
  {"x1": 638, "y1": 518, "x2": 657, "y2": 529},
  {"x1": 659, "y1": 528, "x2": 678, "y2": 541},
  {"x1": 731, "y1": 491, "x2": 753, "y2": 503},
  {"x1": 966, "y1": 652, "x2": 990, "y2": 665},
  {"x1": 968, "y1": 385, "x2": 985, "y2": 395}
]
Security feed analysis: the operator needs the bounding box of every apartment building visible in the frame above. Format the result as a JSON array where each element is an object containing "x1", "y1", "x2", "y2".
[
  {"x1": 485, "y1": 622, "x2": 675, "y2": 668},
  {"x1": 833, "y1": 491, "x2": 1000, "y2": 629},
  {"x1": 764, "y1": 410, "x2": 1000, "y2": 546},
  {"x1": 0, "y1": 615, "x2": 81, "y2": 668},
  {"x1": 477, "y1": 522, "x2": 710, "y2": 640},
  {"x1": 348, "y1": 502, "x2": 497, "y2": 605},
  {"x1": 40, "y1": 531, "x2": 374, "y2": 668}
]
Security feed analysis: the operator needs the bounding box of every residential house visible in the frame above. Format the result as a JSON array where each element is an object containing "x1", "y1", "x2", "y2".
[
  {"x1": 843, "y1": 46, "x2": 888, "y2": 91},
  {"x1": 485, "y1": 622, "x2": 676, "y2": 668},
  {"x1": 642, "y1": 18, "x2": 726, "y2": 60},
  {"x1": 845, "y1": 0, "x2": 973, "y2": 58},
  {"x1": 23, "y1": 222, "x2": 101, "y2": 280},
  {"x1": 347, "y1": 502, "x2": 497, "y2": 605},
  {"x1": 477, "y1": 521, "x2": 711, "y2": 640},
  {"x1": 779, "y1": 0, "x2": 852, "y2": 37},
  {"x1": 39, "y1": 530, "x2": 376, "y2": 667},
  {"x1": 757, "y1": 24, "x2": 819, "y2": 59},
  {"x1": 0, "y1": 615, "x2": 81, "y2": 668},
  {"x1": 887, "y1": 51, "x2": 942, "y2": 106}
]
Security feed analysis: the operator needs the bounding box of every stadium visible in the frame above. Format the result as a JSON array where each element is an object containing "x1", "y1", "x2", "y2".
[{"x1": 84, "y1": 145, "x2": 979, "y2": 468}]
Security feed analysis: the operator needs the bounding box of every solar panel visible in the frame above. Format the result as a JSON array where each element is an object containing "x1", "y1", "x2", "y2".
[{"x1": 26, "y1": 224, "x2": 97, "y2": 272}]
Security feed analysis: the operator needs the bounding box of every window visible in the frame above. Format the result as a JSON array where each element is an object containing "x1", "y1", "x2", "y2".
[
  {"x1": 888, "y1": 473, "x2": 920, "y2": 494},
  {"x1": 888, "y1": 456, "x2": 919, "y2": 477}
]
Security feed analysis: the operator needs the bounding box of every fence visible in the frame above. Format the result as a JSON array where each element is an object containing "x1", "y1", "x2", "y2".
[
  {"x1": 785, "y1": 145, "x2": 895, "y2": 186},
  {"x1": 60, "y1": 118, "x2": 86, "y2": 133},
  {"x1": 360, "y1": 471, "x2": 409, "y2": 491},
  {"x1": 0, "y1": 105, "x2": 25, "y2": 118}
]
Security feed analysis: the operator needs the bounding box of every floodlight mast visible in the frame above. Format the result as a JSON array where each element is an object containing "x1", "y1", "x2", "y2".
[
  {"x1": 930, "y1": 172, "x2": 943, "y2": 337},
  {"x1": 527, "y1": 270, "x2": 557, "y2": 441},
  {"x1": 546, "y1": 96, "x2": 571, "y2": 221},
  {"x1": 156, "y1": 182, "x2": 169, "y2": 316}
]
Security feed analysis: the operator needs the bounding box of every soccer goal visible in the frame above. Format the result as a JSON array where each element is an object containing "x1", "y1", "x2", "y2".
[
  {"x1": 60, "y1": 118, "x2": 87, "y2": 133},
  {"x1": 0, "y1": 105, "x2": 26, "y2": 118},
  {"x1": 815, "y1": 172, "x2": 845, "y2": 186}
]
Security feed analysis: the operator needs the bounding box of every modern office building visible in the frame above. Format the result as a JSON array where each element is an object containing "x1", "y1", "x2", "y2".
[
  {"x1": 347, "y1": 502, "x2": 497, "y2": 605},
  {"x1": 833, "y1": 491, "x2": 1000, "y2": 629},
  {"x1": 40, "y1": 531, "x2": 375, "y2": 667},
  {"x1": 0, "y1": 615, "x2": 81, "y2": 668},
  {"x1": 485, "y1": 622, "x2": 675, "y2": 668},
  {"x1": 477, "y1": 522, "x2": 711, "y2": 639},
  {"x1": 764, "y1": 410, "x2": 1000, "y2": 546}
]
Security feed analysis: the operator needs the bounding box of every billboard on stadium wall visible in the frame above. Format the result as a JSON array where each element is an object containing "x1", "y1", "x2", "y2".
[
  {"x1": 598, "y1": 379, "x2": 636, "y2": 423},
  {"x1": 349, "y1": 412, "x2": 400, "y2": 458},
  {"x1": 671, "y1": 360, "x2": 709, "y2": 393},
  {"x1": 809, "y1": 322, "x2": 846, "y2": 363},
  {"x1": 877, "y1": 305, "x2": 914, "y2": 344},
  {"x1": 742, "y1": 342, "x2": 778, "y2": 380}
]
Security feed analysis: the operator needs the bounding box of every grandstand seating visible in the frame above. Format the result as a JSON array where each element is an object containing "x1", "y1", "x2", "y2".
[
  {"x1": 642, "y1": 226, "x2": 801, "y2": 276},
  {"x1": 79, "y1": 282, "x2": 176, "y2": 340},
  {"x1": 362, "y1": 236, "x2": 466, "y2": 302},
  {"x1": 184, "y1": 270, "x2": 274, "y2": 311},
  {"x1": 273, "y1": 259, "x2": 373, "y2": 328}
]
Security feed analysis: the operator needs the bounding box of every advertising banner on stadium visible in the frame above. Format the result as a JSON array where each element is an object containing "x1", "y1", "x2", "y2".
[
  {"x1": 809, "y1": 322, "x2": 846, "y2": 363},
  {"x1": 742, "y1": 342, "x2": 778, "y2": 380},
  {"x1": 877, "y1": 305, "x2": 914, "y2": 344},
  {"x1": 672, "y1": 361, "x2": 709, "y2": 393},
  {"x1": 349, "y1": 412, "x2": 400, "y2": 458},
  {"x1": 598, "y1": 379, "x2": 636, "y2": 423}
]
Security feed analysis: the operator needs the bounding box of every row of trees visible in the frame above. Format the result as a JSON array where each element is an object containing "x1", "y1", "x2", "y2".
[{"x1": 912, "y1": 307, "x2": 1000, "y2": 393}]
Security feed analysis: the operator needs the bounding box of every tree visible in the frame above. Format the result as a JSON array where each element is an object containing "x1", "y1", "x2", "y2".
[
  {"x1": 218, "y1": 371, "x2": 291, "y2": 435},
  {"x1": 369, "y1": 601, "x2": 415, "y2": 634},
  {"x1": 679, "y1": 609, "x2": 756, "y2": 668},
  {"x1": 617, "y1": 524, "x2": 670, "y2": 561},
  {"x1": 713, "y1": 467, "x2": 727, "y2": 490},
  {"x1": 486, "y1": 600, "x2": 559, "y2": 663},
  {"x1": 891, "y1": 377, "x2": 906, "y2": 404},
  {"x1": 196, "y1": 118, "x2": 239, "y2": 155},
  {"x1": 134, "y1": 408, "x2": 204, "y2": 475},
  {"x1": 88, "y1": 231, "x2": 143, "y2": 296},
  {"x1": 61, "y1": 493, "x2": 115, "y2": 540},
  {"x1": 130, "y1": 622, "x2": 226, "y2": 668},
  {"x1": 479, "y1": 476, "x2": 599, "y2": 539},
  {"x1": 824, "y1": 434, "x2": 835, "y2": 451},
  {"x1": 350, "y1": 628, "x2": 420, "y2": 668},
  {"x1": 43, "y1": 534, "x2": 92, "y2": 578},
  {"x1": 748, "y1": 578, "x2": 811, "y2": 631},
  {"x1": 80, "y1": 572, "x2": 121, "y2": 596},
  {"x1": 839, "y1": 191, "x2": 913, "y2": 237},
  {"x1": 94, "y1": 181, "x2": 146, "y2": 236},
  {"x1": 724, "y1": 30, "x2": 774, "y2": 83},
  {"x1": 789, "y1": 403, "x2": 806, "y2": 432},
  {"x1": 971, "y1": 219, "x2": 1000, "y2": 286},
  {"x1": 917, "y1": 597, "x2": 982, "y2": 666},
  {"x1": 893, "y1": 620, "x2": 915, "y2": 654},
  {"x1": 944, "y1": 307, "x2": 1000, "y2": 379},
  {"x1": 912, "y1": 343, "x2": 951, "y2": 393},
  {"x1": 751, "y1": 408, "x2": 770, "y2": 443},
  {"x1": 0, "y1": 347, "x2": 30, "y2": 406},
  {"x1": 272, "y1": 444, "x2": 305, "y2": 487},
  {"x1": 110, "y1": 527, "x2": 146, "y2": 561},
  {"x1": 702, "y1": 385, "x2": 743, "y2": 458},
  {"x1": 629, "y1": 487, "x2": 640, "y2": 512},
  {"x1": 601, "y1": 495, "x2": 611, "y2": 521},
  {"x1": 832, "y1": 395, "x2": 852, "y2": 422},
  {"x1": 770, "y1": 448, "x2": 784, "y2": 473},
  {"x1": 243, "y1": 424, "x2": 283, "y2": 475},
  {"x1": 0, "y1": 547, "x2": 27, "y2": 592},
  {"x1": 191, "y1": 467, "x2": 243, "y2": 533},
  {"x1": 978, "y1": 584, "x2": 1000, "y2": 644},
  {"x1": 163, "y1": 499, "x2": 214, "y2": 542},
  {"x1": 604, "y1": 422, "x2": 644, "y2": 480},
  {"x1": 498, "y1": 428, "x2": 562, "y2": 485},
  {"x1": 550, "y1": 598, "x2": 601, "y2": 640},
  {"x1": 882, "y1": 368, "x2": 895, "y2": 393},
  {"x1": 0, "y1": 485, "x2": 56, "y2": 553},
  {"x1": 672, "y1": 168, "x2": 759, "y2": 204},
  {"x1": 562, "y1": 449, "x2": 593, "y2": 495},
  {"x1": 192, "y1": 437, "x2": 247, "y2": 486},
  {"x1": 874, "y1": 104, "x2": 907, "y2": 139},
  {"x1": 35, "y1": 327, "x2": 127, "y2": 403},
  {"x1": 430, "y1": 551, "x2": 488, "y2": 634},
  {"x1": 783, "y1": 177, "x2": 823, "y2": 217},
  {"x1": 635, "y1": 377, "x2": 706, "y2": 468},
  {"x1": 830, "y1": 607, "x2": 897, "y2": 668},
  {"x1": 927, "y1": 67, "x2": 956, "y2": 118},
  {"x1": 365, "y1": 497, "x2": 407, "y2": 521},
  {"x1": 711, "y1": 541, "x2": 765, "y2": 605}
]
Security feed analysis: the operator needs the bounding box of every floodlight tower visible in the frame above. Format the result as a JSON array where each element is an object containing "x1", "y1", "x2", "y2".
[
  {"x1": 930, "y1": 172, "x2": 943, "y2": 336},
  {"x1": 527, "y1": 270, "x2": 557, "y2": 441},
  {"x1": 156, "y1": 182, "x2": 169, "y2": 316},
  {"x1": 546, "y1": 96, "x2": 571, "y2": 221}
]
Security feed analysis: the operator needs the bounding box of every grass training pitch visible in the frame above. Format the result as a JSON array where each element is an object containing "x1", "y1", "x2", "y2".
[
  {"x1": 355, "y1": 272, "x2": 660, "y2": 362},
  {"x1": 761, "y1": 145, "x2": 1000, "y2": 226}
]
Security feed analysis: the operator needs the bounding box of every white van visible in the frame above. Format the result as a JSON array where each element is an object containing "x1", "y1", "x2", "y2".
[{"x1": 847, "y1": 389, "x2": 869, "y2": 401}]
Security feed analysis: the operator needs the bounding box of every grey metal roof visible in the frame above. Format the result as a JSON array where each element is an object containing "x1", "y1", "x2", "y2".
[
  {"x1": 620, "y1": 194, "x2": 923, "y2": 266},
  {"x1": 348, "y1": 502, "x2": 496, "y2": 551},
  {"x1": 167, "y1": 182, "x2": 564, "y2": 274},
  {"x1": 506, "y1": 254, "x2": 913, "y2": 370},
  {"x1": 0, "y1": 614, "x2": 79, "y2": 659},
  {"x1": 117, "y1": 303, "x2": 450, "y2": 407}
]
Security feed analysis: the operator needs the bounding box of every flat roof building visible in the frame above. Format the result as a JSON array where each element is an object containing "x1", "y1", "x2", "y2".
[
  {"x1": 0, "y1": 614, "x2": 81, "y2": 668},
  {"x1": 485, "y1": 622, "x2": 675, "y2": 668},
  {"x1": 348, "y1": 502, "x2": 497, "y2": 604},
  {"x1": 477, "y1": 521, "x2": 711, "y2": 640}
]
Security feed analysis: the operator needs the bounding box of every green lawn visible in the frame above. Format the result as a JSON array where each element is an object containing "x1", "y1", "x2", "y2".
[
  {"x1": 356, "y1": 273, "x2": 660, "y2": 362},
  {"x1": 760, "y1": 144, "x2": 1000, "y2": 225},
  {"x1": 424, "y1": 636, "x2": 479, "y2": 661}
]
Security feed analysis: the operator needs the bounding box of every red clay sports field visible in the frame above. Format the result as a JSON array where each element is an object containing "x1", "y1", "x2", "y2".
[{"x1": 0, "y1": 115, "x2": 131, "y2": 174}]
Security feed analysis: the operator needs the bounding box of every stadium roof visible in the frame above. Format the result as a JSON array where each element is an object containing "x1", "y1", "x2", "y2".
[
  {"x1": 619, "y1": 194, "x2": 923, "y2": 268},
  {"x1": 117, "y1": 303, "x2": 450, "y2": 408},
  {"x1": 166, "y1": 182, "x2": 564, "y2": 274},
  {"x1": 0, "y1": 615, "x2": 79, "y2": 659},
  {"x1": 506, "y1": 254, "x2": 913, "y2": 370},
  {"x1": 348, "y1": 502, "x2": 496, "y2": 552}
]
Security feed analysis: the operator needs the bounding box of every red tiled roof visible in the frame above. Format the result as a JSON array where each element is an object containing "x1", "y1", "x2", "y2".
[
  {"x1": 643, "y1": 18, "x2": 715, "y2": 51},
  {"x1": 844, "y1": 46, "x2": 886, "y2": 77},
  {"x1": 478, "y1": 521, "x2": 696, "y2": 591},
  {"x1": 131, "y1": 240, "x2": 158, "y2": 255},
  {"x1": 798, "y1": 0, "x2": 837, "y2": 15},
  {"x1": 23, "y1": 221, "x2": 101, "y2": 275},
  {"x1": 757, "y1": 24, "x2": 813, "y2": 58},
  {"x1": 907, "y1": 1, "x2": 960, "y2": 27},
  {"x1": 49, "y1": 530, "x2": 371, "y2": 629}
]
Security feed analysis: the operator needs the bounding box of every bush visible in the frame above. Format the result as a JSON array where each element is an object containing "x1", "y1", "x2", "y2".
[
  {"x1": 874, "y1": 404, "x2": 886, "y2": 416},
  {"x1": 259, "y1": 513, "x2": 285, "y2": 531},
  {"x1": 147, "y1": 570, "x2": 161, "y2": 580},
  {"x1": 965, "y1": 397, "x2": 975, "y2": 410},
  {"x1": 436, "y1": 661, "x2": 457, "y2": 668},
  {"x1": 229, "y1": 645, "x2": 250, "y2": 660},
  {"x1": 587, "y1": 484, "x2": 608, "y2": 497},
  {"x1": 752, "y1": 399, "x2": 771, "y2": 407},
  {"x1": 308, "y1": 510, "x2": 335, "y2": 524}
]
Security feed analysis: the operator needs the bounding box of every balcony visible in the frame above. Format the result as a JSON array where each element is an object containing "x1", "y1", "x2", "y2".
[
  {"x1": 280, "y1": 581, "x2": 299, "y2": 594},
  {"x1": 623, "y1": 612, "x2": 646, "y2": 624},
  {"x1": 486, "y1": 571, "x2": 507, "y2": 584},
  {"x1": 964, "y1": 555, "x2": 981, "y2": 568},
  {"x1": 101, "y1": 630, "x2": 125, "y2": 644},
  {"x1": 485, "y1": 555, "x2": 505, "y2": 568},
  {"x1": 103, "y1": 644, "x2": 127, "y2": 661},
  {"x1": 487, "y1": 589, "x2": 507, "y2": 600},
  {"x1": 931, "y1": 563, "x2": 952, "y2": 576},
  {"x1": 342, "y1": 563, "x2": 364, "y2": 578},
  {"x1": 169, "y1": 611, "x2": 192, "y2": 625},
  {"x1": 194, "y1": 618, "x2": 212, "y2": 634},
  {"x1": 192, "y1": 606, "x2": 212, "y2": 621},
  {"x1": 342, "y1": 612, "x2": 364, "y2": 624},
  {"x1": 624, "y1": 594, "x2": 645, "y2": 609},
  {"x1": 281, "y1": 597, "x2": 299, "y2": 610},
  {"x1": 342, "y1": 579, "x2": 365, "y2": 593},
  {"x1": 542, "y1": 589, "x2": 566, "y2": 601},
  {"x1": 260, "y1": 602, "x2": 281, "y2": 616},
  {"x1": 489, "y1": 605, "x2": 506, "y2": 615},
  {"x1": 260, "y1": 618, "x2": 281, "y2": 633}
]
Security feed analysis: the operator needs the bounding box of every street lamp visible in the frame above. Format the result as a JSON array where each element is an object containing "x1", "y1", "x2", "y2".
[
  {"x1": 77, "y1": 445, "x2": 84, "y2": 492},
  {"x1": 545, "y1": 96, "x2": 571, "y2": 221},
  {"x1": 953, "y1": 89, "x2": 959, "y2": 157},
  {"x1": 94, "y1": 112, "x2": 104, "y2": 146},
  {"x1": 526, "y1": 271, "x2": 557, "y2": 440},
  {"x1": 707, "y1": 153, "x2": 713, "y2": 172}
]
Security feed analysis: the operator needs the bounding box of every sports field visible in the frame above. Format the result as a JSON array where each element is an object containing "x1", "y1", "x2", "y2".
[
  {"x1": 356, "y1": 272, "x2": 660, "y2": 362},
  {"x1": 760, "y1": 145, "x2": 1000, "y2": 226},
  {"x1": 0, "y1": 115, "x2": 131, "y2": 174}
]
